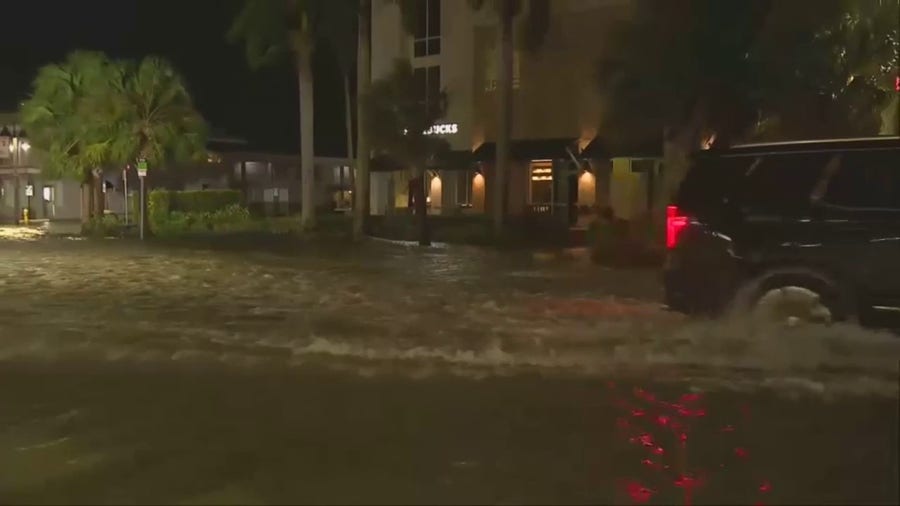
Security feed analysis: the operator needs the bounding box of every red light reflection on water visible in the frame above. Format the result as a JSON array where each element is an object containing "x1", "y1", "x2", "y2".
[{"x1": 609, "y1": 383, "x2": 771, "y2": 505}]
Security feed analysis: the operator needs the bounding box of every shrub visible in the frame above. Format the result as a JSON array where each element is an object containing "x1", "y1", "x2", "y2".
[
  {"x1": 209, "y1": 204, "x2": 253, "y2": 233},
  {"x1": 82, "y1": 214, "x2": 125, "y2": 237},
  {"x1": 147, "y1": 190, "x2": 172, "y2": 234},
  {"x1": 171, "y1": 190, "x2": 241, "y2": 214}
]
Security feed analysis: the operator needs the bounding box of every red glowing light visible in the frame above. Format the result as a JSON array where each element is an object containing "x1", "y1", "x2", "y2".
[
  {"x1": 674, "y1": 474, "x2": 700, "y2": 489},
  {"x1": 680, "y1": 393, "x2": 703, "y2": 404},
  {"x1": 666, "y1": 205, "x2": 689, "y2": 249},
  {"x1": 641, "y1": 458, "x2": 662, "y2": 470},
  {"x1": 625, "y1": 481, "x2": 656, "y2": 503},
  {"x1": 895, "y1": 75, "x2": 899, "y2": 92},
  {"x1": 610, "y1": 386, "x2": 768, "y2": 504}
]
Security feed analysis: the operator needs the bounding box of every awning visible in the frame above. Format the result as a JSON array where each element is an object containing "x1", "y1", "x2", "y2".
[
  {"x1": 472, "y1": 138, "x2": 580, "y2": 163},
  {"x1": 581, "y1": 136, "x2": 662, "y2": 159},
  {"x1": 370, "y1": 150, "x2": 475, "y2": 173},
  {"x1": 426, "y1": 149, "x2": 475, "y2": 171}
]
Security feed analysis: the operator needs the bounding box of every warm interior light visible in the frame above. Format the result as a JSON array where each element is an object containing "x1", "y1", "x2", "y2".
[{"x1": 22, "y1": 142, "x2": 30, "y2": 152}]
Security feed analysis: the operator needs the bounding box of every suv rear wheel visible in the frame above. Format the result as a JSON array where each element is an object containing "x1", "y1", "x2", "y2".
[{"x1": 731, "y1": 268, "x2": 855, "y2": 326}]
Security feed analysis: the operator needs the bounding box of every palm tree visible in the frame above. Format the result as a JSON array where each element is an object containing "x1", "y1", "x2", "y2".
[
  {"x1": 21, "y1": 52, "x2": 208, "y2": 229},
  {"x1": 230, "y1": 0, "x2": 357, "y2": 231},
  {"x1": 101, "y1": 57, "x2": 207, "y2": 168},
  {"x1": 229, "y1": 0, "x2": 317, "y2": 230},
  {"x1": 21, "y1": 51, "x2": 120, "y2": 223},
  {"x1": 100, "y1": 57, "x2": 208, "y2": 237},
  {"x1": 364, "y1": 59, "x2": 449, "y2": 246}
]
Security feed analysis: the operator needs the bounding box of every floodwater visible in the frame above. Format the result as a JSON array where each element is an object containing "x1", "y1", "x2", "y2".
[{"x1": 0, "y1": 233, "x2": 897, "y2": 504}]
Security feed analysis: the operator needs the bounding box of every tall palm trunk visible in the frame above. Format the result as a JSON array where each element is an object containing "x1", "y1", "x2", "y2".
[
  {"x1": 353, "y1": 0, "x2": 372, "y2": 241},
  {"x1": 92, "y1": 169, "x2": 104, "y2": 218},
  {"x1": 297, "y1": 50, "x2": 316, "y2": 230},
  {"x1": 493, "y1": 0, "x2": 515, "y2": 238},
  {"x1": 343, "y1": 72, "x2": 355, "y2": 209}
]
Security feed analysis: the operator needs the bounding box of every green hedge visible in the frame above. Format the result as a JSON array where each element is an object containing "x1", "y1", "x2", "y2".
[
  {"x1": 171, "y1": 190, "x2": 241, "y2": 214},
  {"x1": 148, "y1": 189, "x2": 244, "y2": 235},
  {"x1": 152, "y1": 204, "x2": 254, "y2": 237}
]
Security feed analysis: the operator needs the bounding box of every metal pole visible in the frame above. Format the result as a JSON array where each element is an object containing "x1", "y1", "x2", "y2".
[
  {"x1": 123, "y1": 169, "x2": 129, "y2": 225},
  {"x1": 139, "y1": 176, "x2": 145, "y2": 241}
]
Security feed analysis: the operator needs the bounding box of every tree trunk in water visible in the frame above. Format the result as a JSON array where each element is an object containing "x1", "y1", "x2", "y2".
[
  {"x1": 343, "y1": 72, "x2": 355, "y2": 214},
  {"x1": 80, "y1": 182, "x2": 91, "y2": 225},
  {"x1": 493, "y1": 1, "x2": 515, "y2": 239},
  {"x1": 297, "y1": 51, "x2": 316, "y2": 230},
  {"x1": 92, "y1": 170, "x2": 104, "y2": 218},
  {"x1": 13, "y1": 171, "x2": 21, "y2": 224},
  {"x1": 354, "y1": 1, "x2": 372, "y2": 241},
  {"x1": 413, "y1": 168, "x2": 430, "y2": 246}
]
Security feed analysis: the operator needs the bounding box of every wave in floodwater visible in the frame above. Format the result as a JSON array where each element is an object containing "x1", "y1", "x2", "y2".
[{"x1": 1, "y1": 298, "x2": 897, "y2": 399}]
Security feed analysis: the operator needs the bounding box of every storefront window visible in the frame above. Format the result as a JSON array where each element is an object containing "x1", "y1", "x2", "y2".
[
  {"x1": 530, "y1": 160, "x2": 553, "y2": 204},
  {"x1": 456, "y1": 170, "x2": 473, "y2": 206}
]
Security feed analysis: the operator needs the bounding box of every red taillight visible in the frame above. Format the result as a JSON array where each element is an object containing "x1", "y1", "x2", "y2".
[{"x1": 666, "y1": 205, "x2": 689, "y2": 249}]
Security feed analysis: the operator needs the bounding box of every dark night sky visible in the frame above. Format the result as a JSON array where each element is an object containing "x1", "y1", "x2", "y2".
[{"x1": 0, "y1": 0, "x2": 348, "y2": 156}]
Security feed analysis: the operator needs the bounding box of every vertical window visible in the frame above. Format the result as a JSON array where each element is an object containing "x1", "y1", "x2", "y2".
[
  {"x1": 414, "y1": 65, "x2": 441, "y2": 117},
  {"x1": 457, "y1": 170, "x2": 473, "y2": 206},
  {"x1": 414, "y1": 0, "x2": 441, "y2": 57}
]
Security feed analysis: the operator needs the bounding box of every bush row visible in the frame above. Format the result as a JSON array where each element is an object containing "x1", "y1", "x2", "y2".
[{"x1": 147, "y1": 189, "x2": 250, "y2": 237}]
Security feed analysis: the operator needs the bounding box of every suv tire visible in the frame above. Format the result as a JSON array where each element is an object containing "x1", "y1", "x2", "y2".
[{"x1": 730, "y1": 267, "x2": 856, "y2": 325}]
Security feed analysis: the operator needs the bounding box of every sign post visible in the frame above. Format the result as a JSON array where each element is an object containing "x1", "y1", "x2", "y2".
[
  {"x1": 137, "y1": 159, "x2": 148, "y2": 240},
  {"x1": 123, "y1": 168, "x2": 129, "y2": 225}
]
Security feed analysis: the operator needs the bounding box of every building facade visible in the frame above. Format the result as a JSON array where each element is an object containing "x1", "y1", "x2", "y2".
[
  {"x1": 0, "y1": 112, "x2": 352, "y2": 224},
  {"x1": 0, "y1": 114, "x2": 82, "y2": 224},
  {"x1": 369, "y1": 0, "x2": 662, "y2": 228}
]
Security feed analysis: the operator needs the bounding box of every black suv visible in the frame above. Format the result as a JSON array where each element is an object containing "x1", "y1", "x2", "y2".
[{"x1": 664, "y1": 137, "x2": 900, "y2": 327}]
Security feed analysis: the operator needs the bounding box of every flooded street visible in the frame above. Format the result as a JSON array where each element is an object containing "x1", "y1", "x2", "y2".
[{"x1": 0, "y1": 235, "x2": 898, "y2": 504}]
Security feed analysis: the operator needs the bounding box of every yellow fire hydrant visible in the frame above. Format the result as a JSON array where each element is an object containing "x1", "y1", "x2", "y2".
[{"x1": 22, "y1": 208, "x2": 29, "y2": 226}]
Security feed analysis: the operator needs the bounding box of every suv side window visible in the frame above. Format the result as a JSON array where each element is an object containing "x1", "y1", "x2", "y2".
[
  {"x1": 677, "y1": 155, "x2": 753, "y2": 213},
  {"x1": 740, "y1": 153, "x2": 833, "y2": 213},
  {"x1": 823, "y1": 150, "x2": 900, "y2": 210}
]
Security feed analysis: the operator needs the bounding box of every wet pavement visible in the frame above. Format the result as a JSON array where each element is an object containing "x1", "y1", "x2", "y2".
[{"x1": 0, "y1": 235, "x2": 898, "y2": 504}]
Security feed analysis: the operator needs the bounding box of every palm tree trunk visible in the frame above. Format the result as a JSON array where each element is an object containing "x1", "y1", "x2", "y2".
[
  {"x1": 413, "y1": 167, "x2": 430, "y2": 246},
  {"x1": 343, "y1": 72, "x2": 355, "y2": 209},
  {"x1": 493, "y1": 0, "x2": 515, "y2": 238},
  {"x1": 297, "y1": 51, "x2": 316, "y2": 231},
  {"x1": 80, "y1": 183, "x2": 91, "y2": 225},
  {"x1": 354, "y1": 0, "x2": 372, "y2": 241},
  {"x1": 92, "y1": 169, "x2": 104, "y2": 218}
]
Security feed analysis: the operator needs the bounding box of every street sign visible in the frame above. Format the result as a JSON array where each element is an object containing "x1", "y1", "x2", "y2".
[{"x1": 137, "y1": 159, "x2": 148, "y2": 177}]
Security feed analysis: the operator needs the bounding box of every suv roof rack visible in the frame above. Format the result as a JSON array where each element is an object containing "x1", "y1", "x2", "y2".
[{"x1": 732, "y1": 136, "x2": 900, "y2": 149}]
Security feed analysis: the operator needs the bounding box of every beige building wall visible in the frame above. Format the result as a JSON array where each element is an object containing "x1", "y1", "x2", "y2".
[
  {"x1": 371, "y1": 0, "x2": 632, "y2": 152},
  {"x1": 369, "y1": 0, "x2": 636, "y2": 215}
]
